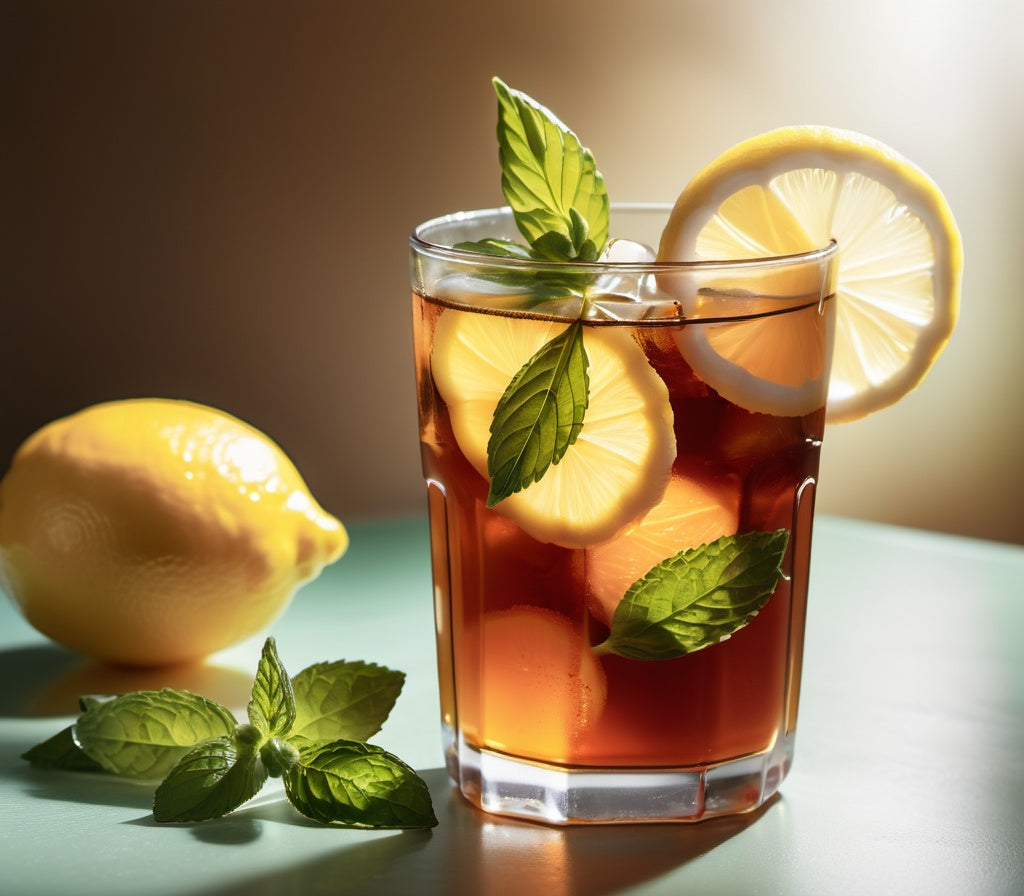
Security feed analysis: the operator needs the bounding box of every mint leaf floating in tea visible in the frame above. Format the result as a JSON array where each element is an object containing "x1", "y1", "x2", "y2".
[
  {"x1": 291, "y1": 660, "x2": 406, "y2": 743},
  {"x1": 22, "y1": 636, "x2": 437, "y2": 829},
  {"x1": 285, "y1": 740, "x2": 437, "y2": 829},
  {"x1": 74, "y1": 689, "x2": 237, "y2": 780},
  {"x1": 153, "y1": 733, "x2": 268, "y2": 823},
  {"x1": 486, "y1": 319, "x2": 590, "y2": 506},
  {"x1": 595, "y1": 530, "x2": 790, "y2": 661},
  {"x1": 493, "y1": 77, "x2": 609, "y2": 262}
]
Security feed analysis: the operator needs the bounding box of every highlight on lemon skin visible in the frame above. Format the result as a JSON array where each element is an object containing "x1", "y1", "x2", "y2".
[{"x1": 0, "y1": 398, "x2": 348, "y2": 667}]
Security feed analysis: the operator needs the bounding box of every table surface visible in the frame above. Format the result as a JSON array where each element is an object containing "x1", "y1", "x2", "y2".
[{"x1": 1, "y1": 514, "x2": 1022, "y2": 896}]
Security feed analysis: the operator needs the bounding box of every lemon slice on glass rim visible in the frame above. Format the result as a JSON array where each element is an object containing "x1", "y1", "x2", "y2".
[
  {"x1": 430, "y1": 308, "x2": 676, "y2": 548},
  {"x1": 658, "y1": 125, "x2": 963, "y2": 422}
]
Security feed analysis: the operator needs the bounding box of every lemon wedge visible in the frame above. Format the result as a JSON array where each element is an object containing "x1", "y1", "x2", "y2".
[
  {"x1": 430, "y1": 308, "x2": 675, "y2": 547},
  {"x1": 658, "y1": 126, "x2": 962, "y2": 422}
]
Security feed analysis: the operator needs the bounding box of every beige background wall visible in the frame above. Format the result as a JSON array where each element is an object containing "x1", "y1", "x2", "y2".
[{"x1": 2, "y1": 0, "x2": 1022, "y2": 544}]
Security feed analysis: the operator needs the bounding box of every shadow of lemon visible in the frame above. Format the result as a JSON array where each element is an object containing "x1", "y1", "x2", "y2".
[{"x1": 0, "y1": 643, "x2": 253, "y2": 717}]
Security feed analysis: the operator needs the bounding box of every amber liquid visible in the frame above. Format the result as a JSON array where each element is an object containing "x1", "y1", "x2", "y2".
[{"x1": 413, "y1": 291, "x2": 825, "y2": 770}]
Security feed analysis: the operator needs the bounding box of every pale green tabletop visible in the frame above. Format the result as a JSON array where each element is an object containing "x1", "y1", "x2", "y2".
[{"x1": 1, "y1": 515, "x2": 1022, "y2": 896}]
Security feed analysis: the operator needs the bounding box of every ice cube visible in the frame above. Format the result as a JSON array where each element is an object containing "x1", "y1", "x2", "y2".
[
  {"x1": 592, "y1": 239, "x2": 657, "y2": 300},
  {"x1": 585, "y1": 240, "x2": 682, "y2": 321},
  {"x1": 602, "y1": 238, "x2": 658, "y2": 264}
]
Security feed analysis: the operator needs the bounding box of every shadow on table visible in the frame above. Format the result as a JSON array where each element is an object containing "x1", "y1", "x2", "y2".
[
  {"x1": 188, "y1": 767, "x2": 774, "y2": 896},
  {"x1": 0, "y1": 644, "x2": 252, "y2": 718}
]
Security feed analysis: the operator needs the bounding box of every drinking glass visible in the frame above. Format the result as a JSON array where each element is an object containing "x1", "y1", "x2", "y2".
[{"x1": 410, "y1": 204, "x2": 838, "y2": 824}]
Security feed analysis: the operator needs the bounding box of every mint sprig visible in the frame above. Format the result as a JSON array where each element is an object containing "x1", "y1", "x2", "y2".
[
  {"x1": 465, "y1": 78, "x2": 611, "y2": 505},
  {"x1": 493, "y1": 77, "x2": 609, "y2": 262},
  {"x1": 22, "y1": 637, "x2": 437, "y2": 829},
  {"x1": 594, "y1": 530, "x2": 791, "y2": 660}
]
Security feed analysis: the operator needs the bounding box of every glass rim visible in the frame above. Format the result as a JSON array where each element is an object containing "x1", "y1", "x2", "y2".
[{"x1": 410, "y1": 203, "x2": 839, "y2": 272}]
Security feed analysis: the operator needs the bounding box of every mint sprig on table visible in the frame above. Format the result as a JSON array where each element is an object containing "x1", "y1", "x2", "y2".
[
  {"x1": 460, "y1": 78, "x2": 610, "y2": 506},
  {"x1": 595, "y1": 530, "x2": 791, "y2": 660},
  {"x1": 21, "y1": 638, "x2": 437, "y2": 829}
]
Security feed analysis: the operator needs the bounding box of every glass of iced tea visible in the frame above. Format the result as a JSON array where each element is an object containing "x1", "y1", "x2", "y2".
[{"x1": 410, "y1": 204, "x2": 838, "y2": 824}]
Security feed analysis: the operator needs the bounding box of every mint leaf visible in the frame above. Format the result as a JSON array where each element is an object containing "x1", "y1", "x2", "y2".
[
  {"x1": 75, "y1": 689, "x2": 237, "y2": 780},
  {"x1": 291, "y1": 660, "x2": 405, "y2": 743},
  {"x1": 79, "y1": 694, "x2": 117, "y2": 712},
  {"x1": 153, "y1": 734, "x2": 268, "y2": 823},
  {"x1": 486, "y1": 319, "x2": 589, "y2": 506},
  {"x1": 493, "y1": 77, "x2": 609, "y2": 261},
  {"x1": 284, "y1": 740, "x2": 437, "y2": 829},
  {"x1": 477, "y1": 80, "x2": 609, "y2": 503},
  {"x1": 22, "y1": 726, "x2": 104, "y2": 772},
  {"x1": 596, "y1": 530, "x2": 791, "y2": 660},
  {"x1": 248, "y1": 637, "x2": 296, "y2": 739},
  {"x1": 23, "y1": 641, "x2": 430, "y2": 829},
  {"x1": 453, "y1": 238, "x2": 536, "y2": 259}
]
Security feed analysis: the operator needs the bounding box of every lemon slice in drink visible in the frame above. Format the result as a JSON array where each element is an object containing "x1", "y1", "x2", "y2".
[
  {"x1": 658, "y1": 126, "x2": 963, "y2": 422},
  {"x1": 586, "y1": 472, "x2": 741, "y2": 627},
  {"x1": 431, "y1": 308, "x2": 675, "y2": 547}
]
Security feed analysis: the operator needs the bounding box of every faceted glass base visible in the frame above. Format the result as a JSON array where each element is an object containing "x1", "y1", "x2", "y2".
[{"x1": 443, "y1": 726, "x2": 794, "y2": 825}]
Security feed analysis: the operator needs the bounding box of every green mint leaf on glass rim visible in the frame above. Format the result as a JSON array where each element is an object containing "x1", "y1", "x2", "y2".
[
  {"x1": 291, "y1": 660, "x2": 405, "y2": 743},
  {"x1": 248, "y1": 636, "x2": 296, "y2": 739},
  {"x1": 74, "y1": 689, "x2": 237, "y2": 780},
  {"x1": 493, "y1": 77, "x2": 609, "y2": 261},
  {"x1": 153, "y1": 733, "x2": 268, "y2": 823},
  {"x1": 486, "y1": 318, "x2": 589, "y2": 506},
  {"x1": 479, "y1": 79, "x2": 609, "y2": 504},
  {"x1": 284, "y1": 740, "x2": 438, "y2": 829},
  {"x1": 452, "y1": 237, "x2": 536, "y2": 259},
  {"x1": 595, "y1": 530, "x2": 791, "y2": 661},
  {"x1": 21, "y1": 725, "x2": 105, "y2": 772}
]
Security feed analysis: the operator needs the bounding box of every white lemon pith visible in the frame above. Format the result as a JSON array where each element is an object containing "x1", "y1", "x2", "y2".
[
  {"x1": 0, "y1": 399, "x2": 348, "y2": 666},
  {"x1": 658, "y1": 125, "x2": 962, "y2": 422},
  {"x1": 430, "y1": 308, "x2": 676, "y2": 547}
]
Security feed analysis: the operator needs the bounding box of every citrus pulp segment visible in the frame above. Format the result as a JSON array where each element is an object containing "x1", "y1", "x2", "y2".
[
  {"x1": 430, "y1": 308, "x2": 675, "y2": 547},
  {"x1": 657, "y1": 126, "x2": 962, "y2": 422}
]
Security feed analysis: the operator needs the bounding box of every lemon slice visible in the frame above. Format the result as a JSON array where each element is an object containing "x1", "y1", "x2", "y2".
[
  {"x1": 462, "y1": 606, "x2": 607, "y2": 761},
  {"x1": 586, "y1": 472, "x2": 741, "y2": 627},
  {"x1": 430, "y1": 308, "x2": 675, "y2": 547},
  {"x1": 658, "y1": 126, "x2": 963, "y2": 422}
]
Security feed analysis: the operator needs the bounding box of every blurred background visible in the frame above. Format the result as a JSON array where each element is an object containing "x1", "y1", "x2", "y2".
[{"x1": 1, "y1": 0, "x2": 1021, "y2": 544}]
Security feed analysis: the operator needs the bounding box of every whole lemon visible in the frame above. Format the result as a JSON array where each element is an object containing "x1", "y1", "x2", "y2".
[{"x1": 0, "y1": 399, "x2": 348, "y2": 666}]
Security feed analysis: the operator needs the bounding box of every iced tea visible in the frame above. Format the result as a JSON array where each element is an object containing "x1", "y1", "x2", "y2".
[{"x1": 411, "y1": 206, "x2": 837, "y2": 823}]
